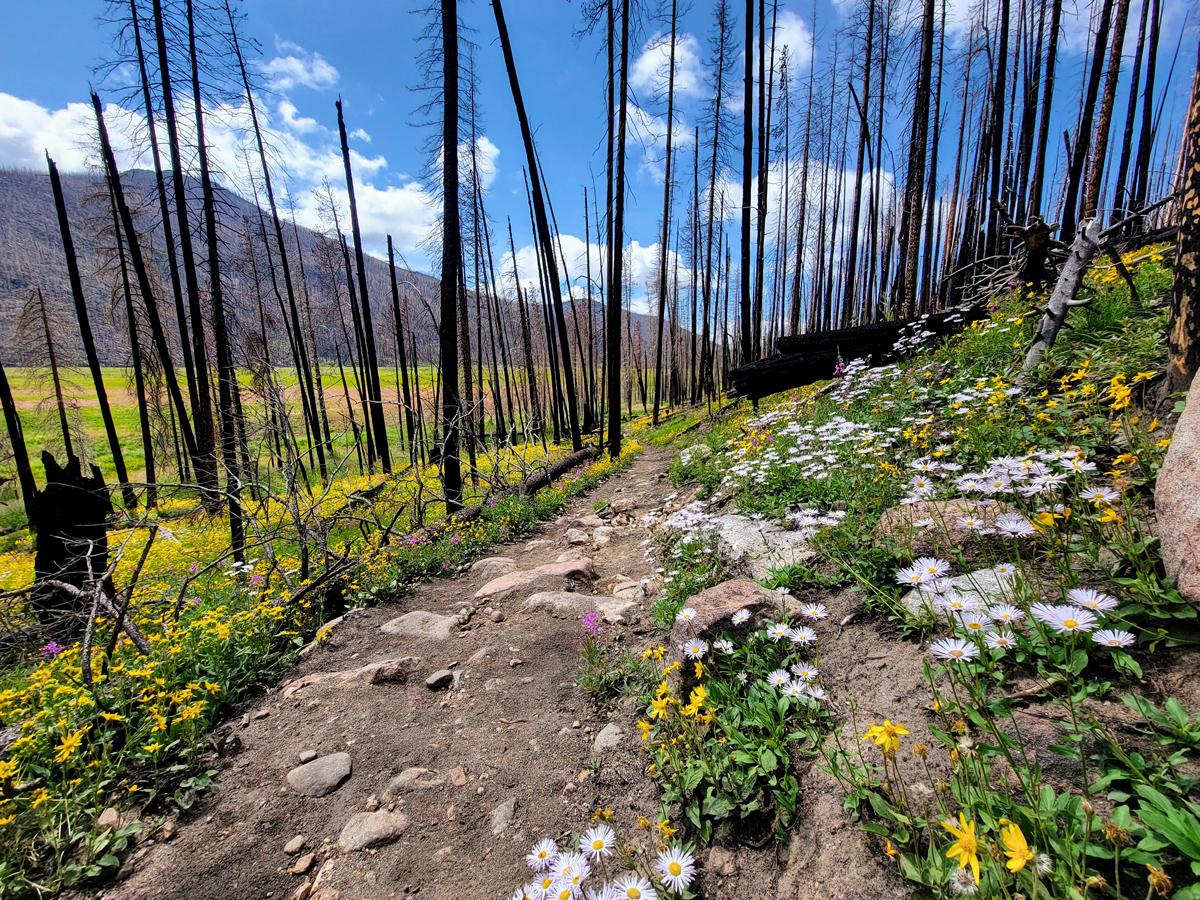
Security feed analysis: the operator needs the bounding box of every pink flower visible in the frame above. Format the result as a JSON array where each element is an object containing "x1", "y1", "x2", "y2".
[{"x1": 41, "y1": 641, "x2": 65, "y2": 658}]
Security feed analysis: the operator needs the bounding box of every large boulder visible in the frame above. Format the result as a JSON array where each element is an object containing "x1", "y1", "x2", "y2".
[
  {"x1": 286, "y1": 752, "x2": 352, "y2": 797},
  {"x1": 1156, "y1": 379, "x2": 1200, "y2": 606},
  {"x1": 670, "y1": 579, "x2": 777, "y2": 646},
  {"x1": 473, "y1": 558, "x2": 595, "y2": 600},
  {"x1": 379, "y1": 610, "x2": 457, "y2": 641},
  {"x1": 876, "y1": 499, "x2": 1014, "y2": 556},
  {"x1": 709, "y1": 515, "x2": 815, "y2": 580},
  {"x1": 523, "y1": 591, "x2": 636, "y2": 623}
]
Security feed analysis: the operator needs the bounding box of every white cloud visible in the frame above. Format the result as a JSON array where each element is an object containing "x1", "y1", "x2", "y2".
[
  {"x1": 772, "y1": 9, "x2": 814, "y2": 73},
  {"x1": 627, "y1": 103, "x2": 695, "y2": 179},
  {"x1": 261, "y1": 40, "x2": 340, "y2": 92},
  {"x1": 630, "y1": 32, "x2": 706, "y2": 98},
  {"x1": 0, "y1": 92, "x2": 141, "y2": 171}
]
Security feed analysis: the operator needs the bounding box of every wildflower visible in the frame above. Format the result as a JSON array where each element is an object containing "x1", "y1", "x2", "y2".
[
  {"x1": 655, "y1": 845, "x2": 696, "y2": 893},
  {"x1": 580, "y1": 824, "x2": 616, "y2": 861},
  {"x1": 636, "y1": 720, "x2": 651, "y2": 741},
  {"x1": 731, "y1": 608, "x2": 752, "y2": 626},
  {"x1": 766, "y1": 622, "x2": 790, "y2": 641},
  {"x1": 1093, "y1": 629, "x2": 1136, "y2": 648},
  {"x1": 1067, "y1": 587, "x2": 1118, "y2": 612},
  {"x1": 985, "y1": 630, "x2": 1016, "y2": 650},
  {"x1": 1080, "y1": 486, "x2": 1120, "y2": 505},
  {"x1": 955, "y1": 612, "x2": 993, "y2": 635},
  {"x1": 649, "y1": 696, "x2": 670, "y2": 720},
  {"x1": 788, "y1": 625, "x2": 817, "y2": 645},
  {"x1": 948, "y1": 868, "x2": 978, "y2": 896},
  {"x1": 938, "y1": 594, "x2": 981, "y2": 615},
  {"x1": 527, "y1": 838, "x2": 559, "y2": 872},
  {"x1": 1146, "y1": 864, "x2": 1172, "y2": 897},
  {"x1": 992, "y1": 562, "x2": 1018, "y2": 578},
  {"x1": 942, "y1": 813, "x2": 981, "y2": 884},
  {"x1": 782, "y1": 682, "x2": 808, "y2": 699},
  {"x1": 767, "y1": 669, "x2": 791, "y2": 688},
  {"x1": 930, "y1": 638, "x2": 979, "y2": 662},
  {"x1": 675, "y1": 607, "x2": 697, "y2": 624},
  {"x1": 1031, "y1": 603, "x2": 1099, "y2": 634},
  {"x1": 582, "y1": 611, "x2": 602, "y2": 636},
  {"x1": 1000, "y1": 820, "x2": 1034, "y2": 872},
  {"x1": 790, "y1": 661, "x2": 818, "y2": 681},
  {"x1": 994, "y1": 513, "x2": 1036, "y2": 537},
  {"x1": 988, "y1": 603, "x2": 1023, "y2": 623},
  {"x1": 713, "y1": 638, "x2": 734, "y2": 654},
  {"x1": 680, "y1": 638, "x2": 708, "y2": 660},
  {"x1": 799, "y1": 602, "x2": 828, "y2": 620},
  {"x1": 864, "y1": 720, "x2": 909, "y2": 755},
  {"x1": 553, "y1": 851, "x2": 591, "y2": 889},
  {"x1": 54, "y1": 725, "x2": 90, "y2": 764},
  {"x1": 41, "y1": 641, "x2": 65, "y2": 659},
  {"x1": 612, "y1": 872, "x2": 658, "y2": 900}
]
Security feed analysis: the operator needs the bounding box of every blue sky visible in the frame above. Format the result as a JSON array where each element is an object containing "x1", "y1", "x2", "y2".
[{"x1": 1, "y1": 0, "x2": 1196, "y2": 312}]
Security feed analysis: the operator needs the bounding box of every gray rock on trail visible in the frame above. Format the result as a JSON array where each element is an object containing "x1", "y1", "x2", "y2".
[
  {"x1": 384, "y1": 767, "x2": 446, "y2": 798},
  {"x1": 490, "y1": 798, "x2": 517, "y2": 835},
  {"x1": 565, "y1": 528, "x2": 590, "y2": 545},
  {"x1": 575, "y1": 514, "x2": 605, "y2": 528},
  {"x1": 354, "y1": 656, "x2": 422, "y2": 685},
  {"x1": 900, "y1": 567, "x2": 1013, "y2": 619},
  {"x1": 470, "y1": 556, "x2": 518, "y2": 577},
  {"x1": 524, "y1": 591, "x2": 636, "y2": 624},
  {"x1": 338, "y1": 810, "x2": 409, "y2": 852},
  {"x1": 284, "y1": 835, "x2": 306, "y2": 855},
  {"x1": 379, "y1": 610, "x2": 457, "y2": 641},
  {"x1": 671, "y1": 579, "x2": 778, "y2": 646},
  {"x1": 286, "y1": 752, "x2": 352, "y2": 797},
  {"x1": 473, "y1": 558, "x2": 595, "y2": 600},
  {"x1": 425, "y1": 669, "x2": 455, "y2": 691},
  {"x1": 876, "y1": 499, "x2": 1014, "y2": 556},
  {"x1": 707, "y1": 514, "x2": 816, "y2": 580},
  {"x1": 592, "y1": 526, "x2": 614, "y2": 548},
  {"x1": 1156, "y1": 376, "x2": 1200, "y2": 607},
  {"x1": 298, "y1": 750, "x2": 317, "y2": 764},
  {"x1": 592, "y1": 723, "x2": 623, "y2": 754}
]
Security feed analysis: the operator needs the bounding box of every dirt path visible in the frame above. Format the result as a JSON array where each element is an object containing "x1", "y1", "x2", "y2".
[
  {"x1": 96, "y1": 448, "x2": 918, "y2": 900},
  {"x1": 101, "y1": 449, "x2": 673, "y2": 900}
]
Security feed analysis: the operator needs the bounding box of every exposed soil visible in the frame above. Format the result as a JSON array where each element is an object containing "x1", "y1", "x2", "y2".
[{"x1": 88, "y1": 449, "x2": 922, "y2": 900}]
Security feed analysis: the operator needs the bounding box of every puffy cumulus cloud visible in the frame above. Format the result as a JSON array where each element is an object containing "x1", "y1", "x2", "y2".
[
  {"x1": 0, "y1": 87, "x2": 499, "y2": 264},
  {"x1": 498, "y1": 234, "x2": 696, "y2": 316},
  {"x1": 460, "y1": 134, "x2": 499, "y2": 191},
  {"x1": 630, "y1": 32, "x2": 707, "y2": 97},
  {"x1": 771, "y1": 9, "x2": 814, "y2": 73},
  {"x1": 260, "y1": 40, "x2": 340, "y2": 91},
  {"x1": 0, "y1": 92, "x2": 141, "y2": 171}
]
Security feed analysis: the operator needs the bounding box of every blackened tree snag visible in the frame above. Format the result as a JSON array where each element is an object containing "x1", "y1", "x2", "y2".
[
  {"x1": 440, "y1": 0, "x2": 464, "y2": 510},
  {"x1": 1167, "y1": 42, "x2": 1200, "y2": 395}
]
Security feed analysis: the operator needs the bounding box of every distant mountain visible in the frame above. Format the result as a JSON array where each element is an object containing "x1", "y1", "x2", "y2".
[{"x1": 0, "y1": 167, "x2": 658, "y2": 372}]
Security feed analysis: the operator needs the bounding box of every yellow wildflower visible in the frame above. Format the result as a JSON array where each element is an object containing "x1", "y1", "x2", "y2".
[
  {"x1": 942, "y1": 813, "x2": 981, "y2": 884},
  {"x1": 1000, "y1": 820, "x2": 1034, "y2": 873},
  {"x1": 54, "y1": 725, "x2": 90, "y2": 764},
  {"x1": 863, "y1": 720, "x2": 909, "y2": 756}
]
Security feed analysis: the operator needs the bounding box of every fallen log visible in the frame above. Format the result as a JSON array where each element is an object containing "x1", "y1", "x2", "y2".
[{"x1": 731, "y1": 304, "x2": 989, "y2": 400}]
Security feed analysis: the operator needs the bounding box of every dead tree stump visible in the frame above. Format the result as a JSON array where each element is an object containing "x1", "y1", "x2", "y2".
[{"x1": 30, "y1": 452, "x2": 114, "y2": 636}]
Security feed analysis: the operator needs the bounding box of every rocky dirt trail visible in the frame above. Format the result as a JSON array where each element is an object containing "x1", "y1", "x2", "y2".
[{"x1": 93, "y1": 448, "x2": 925, "y2": 900}]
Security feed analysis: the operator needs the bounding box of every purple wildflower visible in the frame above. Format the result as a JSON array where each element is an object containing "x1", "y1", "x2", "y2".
[
  {"x1": 41, "y1": 641, "x2": 65, "y2": 659},
  {"x1": 581, "y1": 611, "x2": 602, "y2": 636}
]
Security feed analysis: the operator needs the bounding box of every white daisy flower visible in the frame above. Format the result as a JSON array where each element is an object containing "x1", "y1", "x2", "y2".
[
  {"x1": 803, "y1": 684, "x2": 828, "y2": 701},
  {"x1": 675, "y1": 607, "x2": 698, "y2": 623},
  {"x1": 992, "y1": 562, "x2": 1018, "y2": 578},
  {"x1": 1093, "y1": 628, "x2": 1135, "y2": 648},
  {"x1": 553, "y1": 851, "x2": 591, "y2": 888},
  {"x1": 896, "y1": 564, "x2": 929, "y2": 586},
  {"x1": 713, "y1": 638, "x2": 734, "y2": 654},
  {"x1": 1067, "y1": 587, "x2": 1118, "y2": 612},
  {"x1": 1062, "y1": 457, "x2": 1097, "y2": 473},
  {"x1": 987, "y1": 603, "x2": 1024, "y2": 623},
  {"x1": 799, "y1": 602, "x2": 828, "y2": 620},
  {"x1": 1079, "y1": 486, "x2": 1120, "y2": 505},
  {"x1": 766, "y1": 622, "x2": 790, "y2": 641},
  {"x1": 681, "y1": 638, "x2": 709, "y2": 659},
  {"x1": 655, "y1": 845, "x2": 696, "y2": 893},
  {"x1": 955, "y1": 612, "x2": 993, "y2": 635},
  {"x1": 994, "y1": 513, "x2": 1036, "y2": 537},
  {"x1": 930, "y1": 637, "x2": 980, "y2": 661},
  {"x1": 546, "y1": 882, "x2": 580, "y2": 900},
  {"x1": 767, "y1": 669, "x2": 791, "y2": 687},
  {"x1": 527, "y1": 837, "x2": 560, "y2": 872},
  {"x1": 985, "y1": 629, "x2": 1016, "y2": 649},
  {"x1": 511, "y1": 885, "x2": 540, "y2": 900},
  {"x1": 579, "y1": 824, "x2": 616, "y2": 861},
  {"x1": 1031, "y1": 603, "x2": 1099, "y2": 634},
  {"x1": 782, "y1": 681, "x2": 808, "y2": 699},
  {"x1": 731, "y1": 609, "x2": 752, "y2": 625},
  {"x1": 612, "y1": 872, "x2": 657, "y2": 900},
  {"x1": 937, "y1": 594, "x2": 981, "y2": 614},
  {"x1": 915, "y1": 556, "x2": 952, "y2": 578},
  {"x1": 787, "y1": 625, "x2": 817, "y2": 645},
  {"x1": 790, "y1": 661, "x2": 819, "y2": 681}
]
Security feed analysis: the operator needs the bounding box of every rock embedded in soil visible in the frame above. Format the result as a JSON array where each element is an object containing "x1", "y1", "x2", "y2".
[
  {"x1": 490, "y1": 798, "x2": 517, "y2": 835},
  {"x1": 425, "y1": 669, "x2": 455, "y2": 691},
  {"x1": 337, "y1": 810, "x2": 409, "y2": 852},
  {"x1": 473, "y1": 558, "x2": 595, "y2": 600},
  {"x1": 379, "y1": 610, "x2": 457, "y2": 641},
  {"x1": 353, "y1": 656, "x2": 422, "y2": 685},
  {"x1": 289, "y1": 852, "x2": 315, "y2": 875},
  {"x1": 384, "y1": 767, "x2": 446, "y2": 798},
  {"x1": 469, "y1": 556, "x2": 518, "y2": 577},
  {"x1": 284, "y1": 835, "x2": 307, "y2": 855},
  {"x1": 671, "y1": 579, "x2": 778, "y2": 644},
  {"x1": 707, "y1": 514, "x2": 817, "y2": 580},
  {"x1": 1156, "y1": 376, "x2": 1200, "y2": 607},
  {"x1": 286, "y1": 752, "x2": 352, "y2": 798},
  {"x1": 565, "y1": 528, "x2": 590, "y2": 545},
  {"x1": 901, "y1": 567, "x2": 1011, "y2": 619},
  {"x1": 591, "y1": 723, "x2": 624, "y2": 754},
  {"x1": 298, "y1": 750, "x2": 317, "y2": 764},
  {"x1": 523, "y1": 591, "x2": 636, "y2": 623},
  {"x1": 876, "y1": 498, "x2": 1014, "y2": 556}
]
